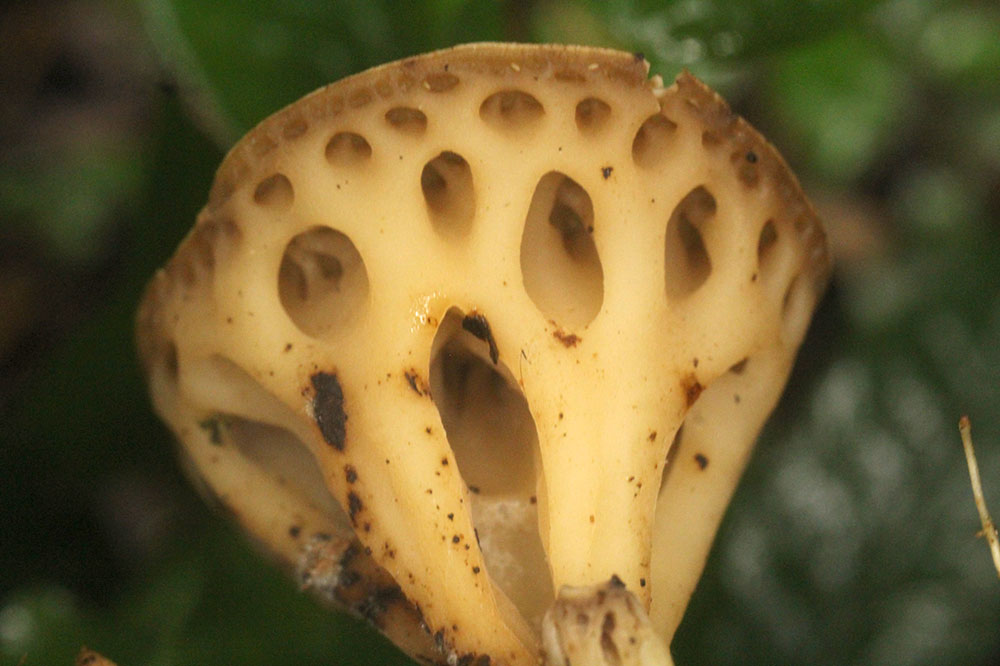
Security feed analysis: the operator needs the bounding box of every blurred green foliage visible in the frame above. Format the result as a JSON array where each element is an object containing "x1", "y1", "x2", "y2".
[
  {"x1": 2, "y1": 0, "x2": 999, "y2": 665},
  {"x1": 141, "y1": 0, "x2": 509, "y2": 142}
]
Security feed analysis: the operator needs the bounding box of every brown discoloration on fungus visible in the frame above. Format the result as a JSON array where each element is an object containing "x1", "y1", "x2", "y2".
[
  {"x1": 542, "y1": 578, "x2": 671, "y2": 666},
  {"x1": 405, "y1": 369, "x2": 431, "y2": 397},
  {"x1": 297, "y1": 536, "x2": 435, "y2": 654},
  {"x1": 311, "y1": 371, "x2": 347, "y2": 450},
  {"x1": 681, "y1": 374, "x2": 703, "y2": 407},
  {"x1": 552, "y1": 328, "x2": 581, "y2": 347},
  {"x1": 357, "y1": 584, "x2": 409, "y2": 627},
  {"x1": 348, "y1": 491, "x2": 364, "y2": 526},
  {"x1": 461, "y1": 311, "x2": 499, "y2": 364}
]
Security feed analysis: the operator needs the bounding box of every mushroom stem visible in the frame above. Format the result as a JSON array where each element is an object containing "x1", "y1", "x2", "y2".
[
  {"x1": 541, "y1": 578, "x2": 674, "y2": 666},
  {"x1": 959, "y1": 416, "x2": 1000, "y2": 579}
]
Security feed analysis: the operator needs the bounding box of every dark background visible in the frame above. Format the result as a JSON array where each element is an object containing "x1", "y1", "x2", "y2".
[{"x1": 2, "y1": 0, "x2": 999, "y2": 664}]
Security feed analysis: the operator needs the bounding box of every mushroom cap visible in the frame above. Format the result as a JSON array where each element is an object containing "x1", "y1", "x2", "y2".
[{"x1": 137, "y1": 43, "x2": 830, "y2": 665}]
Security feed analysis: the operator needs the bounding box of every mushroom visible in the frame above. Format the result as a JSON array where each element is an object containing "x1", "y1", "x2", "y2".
[{"x1": 136, "y1": 43, "x2": 830, "y2": 666}]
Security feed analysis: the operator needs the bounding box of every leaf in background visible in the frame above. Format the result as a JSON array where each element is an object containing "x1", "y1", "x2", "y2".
[
  {"x1": 0, "y1": 586, "x2": 107, "y2": 665},
  {"x1": 530, "y1": 1, "x2": 619, "y2": 49},
  {"x1": 564, "y1": 0, "x2": 875, "y2": 89},
  {"x1": 108, "y1": 524, "x2": 415, "y2": 666},
  {"x1": 0, "y1": 0, "x2": 155, "y2": 266},
  {"x1": 0, "y1": 527, "x2": 415, "y2": 666},
  {"x1": 769, "y1": 30, "x2": 909, "y2": 184},
  {"x1": 139, "y1": 0, "x2": 506, "y2": 144},
  {"x1": 917, "y1": 6, "x2": 1000, "y2": 90},
  {"x1": 0, "y1": 139, "x2": 146, "y2": 264}
]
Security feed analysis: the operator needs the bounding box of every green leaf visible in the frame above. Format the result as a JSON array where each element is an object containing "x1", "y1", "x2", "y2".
[
  {"x1": 139, "y1": 0, "x2": 506, "y2": 142},
  {"x1": 918, "y1": 7, "x2": 1000, "y2": 88},
  {"x1": 770, "y1": 31, "x2": 909, "y2": 183},
  {"x1": 572, "y1": 0, "x2": 875, "y2": 85},
  {"x1": 0, "y1": 139, "x2": 147, "y2": 265},
  {"x1": 0, "y1": 587, "x2": 102, "y2": 665}
]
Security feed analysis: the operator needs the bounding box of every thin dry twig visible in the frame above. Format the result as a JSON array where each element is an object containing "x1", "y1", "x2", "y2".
[{"x1": 959, "y1": 416, "x2": 1000, "y2": 579}]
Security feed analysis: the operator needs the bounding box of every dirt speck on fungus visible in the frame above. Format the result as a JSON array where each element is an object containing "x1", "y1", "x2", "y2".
[{"x1": 311, "y1": 372, "x2": 347, "y2": 450}]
